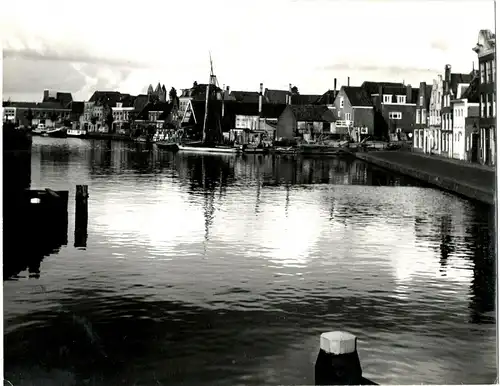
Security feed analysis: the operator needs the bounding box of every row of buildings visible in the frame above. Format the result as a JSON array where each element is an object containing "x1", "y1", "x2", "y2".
[{"x1": 2, "y1": 29, "x2": 496, "y2": 165}]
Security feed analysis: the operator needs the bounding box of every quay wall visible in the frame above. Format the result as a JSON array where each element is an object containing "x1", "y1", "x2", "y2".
[{"x1": 354, "y1": 151, "x2": 495, "y2": 205}]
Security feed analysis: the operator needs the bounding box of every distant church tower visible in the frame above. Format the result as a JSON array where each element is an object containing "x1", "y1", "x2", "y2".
[{"x1": 147, "y1": 82, "x2": 166, "y2": 102}]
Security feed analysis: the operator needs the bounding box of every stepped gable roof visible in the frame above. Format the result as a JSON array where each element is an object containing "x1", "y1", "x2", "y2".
[
  {"x1": 290, "y1": 104, "x2": 336, "y2": 122},
  {"x1": 342, "y1": 86, "x2": 373, "y2": 107}
]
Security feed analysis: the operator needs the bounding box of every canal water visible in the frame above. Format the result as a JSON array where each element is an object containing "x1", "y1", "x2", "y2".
[{"x1": 4, "y1": 137, "x2": 496, "y2": 385}]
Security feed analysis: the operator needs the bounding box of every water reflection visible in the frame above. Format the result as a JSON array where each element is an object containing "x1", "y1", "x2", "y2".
[{"x1": 4, "y1": 137, "x2": 496, "y2": 385}]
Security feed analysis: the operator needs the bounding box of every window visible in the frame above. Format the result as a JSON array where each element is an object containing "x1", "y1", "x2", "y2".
[
  {"x1": 397, "y1": 95, "x2": 406, "y2": 104},
  {"x1": 486, "y1": 61, "x2": 491, "y2": 83},
  {"x1": 389, "y1": 112, "x2": 402, "y2": 119},
  {"x1": 340, "y1": 97, "x2": 344, "y2": 108},
  {"x1": 422, "y1": 109, "x2": 426, "y2": 123},
  {"x1": 486, "y1": 94, "x2": 490, "y2": 117},
  {"x1": 480, "y1": 62, "x2": 485, "y2": 84},
  {"x1": 493, "y1": 94, "x2": 496, "y2": 117},
  {"x1": 383, "y1": 95, "x2": 392, "y2": 103},
  {"x1": 481, "y1": 94, "x2": 485, "y2": 117},
  {"x1": 493, "y1": 59, "x2": 496, "y2": 83},
  {"x1": 420, "y1": 96, "x2": 424, "y2": 106},
  {"x1": 345, "y1": 112, "x2": 351, "y2": 121},
  {"x1": 338, "y1": 111, "x2": 341, "y2": 117},
  {"x1": 416, "y1": 109, "x2": 421, "y2": 124}
]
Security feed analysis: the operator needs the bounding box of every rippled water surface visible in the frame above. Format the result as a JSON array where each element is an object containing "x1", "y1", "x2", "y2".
[{"x1": 4, "y1": 137, "x2": 497, "y2": 385}]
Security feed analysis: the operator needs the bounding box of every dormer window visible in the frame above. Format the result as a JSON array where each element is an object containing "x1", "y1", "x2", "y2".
[
  {"x1": 383, "y1": 95, "x2": 392, "y2": 103},
  {"x1": 117, "y1": 102, "x2": 123, "y2": 108},
  {"x1": 397, "y1": 95, "x2": 406, "y2": 104}
]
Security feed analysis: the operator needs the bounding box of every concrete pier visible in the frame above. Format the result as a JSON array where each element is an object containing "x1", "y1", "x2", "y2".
[{"x1": 354, "y1": 151, "x2": 495, "y2": 205}]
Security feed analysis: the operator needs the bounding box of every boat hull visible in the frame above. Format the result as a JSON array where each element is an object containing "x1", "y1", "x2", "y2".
[
  {"x1": 178, "y1": 145, "x2": 240, "y2": 154},
  {"x1": 45, "y1": 128, "x2": 67, "y2": 138},
  {"x1": 67, "y1": 130, "x2": 87, "y2": 138}
]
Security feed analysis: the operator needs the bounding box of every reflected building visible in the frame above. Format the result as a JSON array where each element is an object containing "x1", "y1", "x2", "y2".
[{"x1": 466, "y1": 204, "x2": 495, "y2": 323}]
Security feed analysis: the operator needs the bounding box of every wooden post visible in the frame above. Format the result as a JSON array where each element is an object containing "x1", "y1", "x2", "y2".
[
  {"x1": 74, "y1": 185, "x2": 89, "y2": 248},
  {"x1": 315, "y1": 331, "x2": 377, "y2": 385}
]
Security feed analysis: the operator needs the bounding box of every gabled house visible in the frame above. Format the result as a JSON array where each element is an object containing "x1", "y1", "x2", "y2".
[
  {"x1": 451, "y1": 74, "x2": 480, "y2": 161},
  {"x1": 361, "y1": 81, "x2": 418, "y2": 140},
  {"x1": 428, "y1": 75, "x2": 444, "y2": 154},
  {"x1": 441, "y1": 65, "x2": 473, "y2": 157},
  {"x1": 111, "y1": 95, "x2": 136, "y2": 133},
  {"x1": 473, "y1": 29, "x2": 496, "y2": 166},
  {"x1": 332, "y1": 86, "x2": 374, "y2": 140},
  {"x1": 135, "y1": 101, "x2": 176, "y2": 130},
  {"x1": 178, "y1": 81, "x2": 223, "y2": 121},
  {"x1": 413, "y1": 82, "x2": 433, "y2": 152},
  {"x1": 276, "y1": 104, "x2": 336, "y2": 140}
]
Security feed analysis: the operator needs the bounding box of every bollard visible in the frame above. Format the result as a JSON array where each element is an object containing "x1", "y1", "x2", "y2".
[
  {"x1": 315, "y1": 331, "x2": 377, "y2": 385},
  {"x1": 74, "y1": 185, "x2": 89, "y2": 248}
]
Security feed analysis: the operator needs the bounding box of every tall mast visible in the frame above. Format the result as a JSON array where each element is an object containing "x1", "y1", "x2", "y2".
[{"x1": 202, "y1": 52, "x2": 217, "y2": 143}]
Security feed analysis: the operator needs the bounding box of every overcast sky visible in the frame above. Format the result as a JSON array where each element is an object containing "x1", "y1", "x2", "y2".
[{"x1": 1, "y1": 0, "x2": 496, "y2": 102}]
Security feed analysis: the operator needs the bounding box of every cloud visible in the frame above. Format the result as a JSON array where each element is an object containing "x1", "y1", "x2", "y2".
[
  {"x1": 321, "y1": 63, "x2": 440, "y2": 75},
  {"x1": 3, "y1": 45, "x2": 149, "y2": 69},
  {"x1": 430, "y1": 39, "x2": 450, "y2": 52}
]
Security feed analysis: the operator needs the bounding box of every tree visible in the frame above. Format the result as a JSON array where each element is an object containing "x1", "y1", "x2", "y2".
[
  {"x1": 193, "y1": 81, "x2": 198, "y2": 88},
  {"x1": 90, "y1": 115, "x2": 98, "y2": 125},
  {"x1": 49, "y1": 111, "x2": 59, "y2": 127},
  {"x1": 169, "y1": 87, "x2": 178, "y2": 102},
  {"x1": 291, "y1": 86, "x2": 299, "y2": 95},
  {"x1": 105, "y1": 110, "x2": 114, "y2": 132},
  {"x1": 24, "y1": 108, "x2": 34, "y2": 127}
]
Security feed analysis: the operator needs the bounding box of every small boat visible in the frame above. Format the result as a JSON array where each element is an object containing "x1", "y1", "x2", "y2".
[
  {"x1": 178, "y1": 144, "x2": 240, "y2": 153},
  {"x1": 243, "y1": 144, "x2": 265, "y2": 154},
  {"x1": 67, "y1": 128, "x2": 87, "y2": 138},
  {"x1": 32, "y1": 124, "x2": 47, "y2": 136},
  {"x1": 44, "y1": 127, "x2": 67, "y2": 138}
]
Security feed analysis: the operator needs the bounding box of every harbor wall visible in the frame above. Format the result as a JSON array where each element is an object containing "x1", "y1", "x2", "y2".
[{"x1": 354, "y1": 151, "x2": 495, "y2": 205}]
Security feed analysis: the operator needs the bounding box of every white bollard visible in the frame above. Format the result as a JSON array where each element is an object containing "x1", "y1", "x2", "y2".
[{"x1": 315, "y1": 331, "x2": 376, "y2": 385}]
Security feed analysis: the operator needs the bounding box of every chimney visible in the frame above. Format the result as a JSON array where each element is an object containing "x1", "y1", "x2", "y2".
[
  {"x1": 406, "y1": 84, "x2": 412, "y2": 103},
  {"x1": 444, "y1": 64, "x2": 451, "y2": 93},
  {"x1": 222, "y1": 84, "x2": 225, "y2": 99},
  {"x1": 43, "y1": 89, "x2": 49, "y2": 101},
  {"x1": 347, "y1": 77, "x2": 350, "y2": 87},
  {"x1": 378, "y1": 85, "x2": 383, "y2": 99},
  {"x1": 259, "y1": 83, "x2": 263, "y2": 116}
]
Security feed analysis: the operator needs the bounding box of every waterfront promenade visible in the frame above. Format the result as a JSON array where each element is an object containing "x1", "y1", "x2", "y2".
[{"x1": 355, "y1": 150, "x2": 495, "y2": 205}]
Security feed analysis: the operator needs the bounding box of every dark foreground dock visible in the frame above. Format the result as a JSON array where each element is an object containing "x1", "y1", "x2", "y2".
[{"x1": 354, "y1": 151, "x2": 495, "y2": 205}]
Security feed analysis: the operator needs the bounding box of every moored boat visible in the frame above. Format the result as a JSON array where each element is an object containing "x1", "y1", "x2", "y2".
[
  {"x1": 44, "y1": 127, "x2": 67, "y2": 138},
  {"x1": 67, "y1": 128, "x2": 87, "y2": 138}
]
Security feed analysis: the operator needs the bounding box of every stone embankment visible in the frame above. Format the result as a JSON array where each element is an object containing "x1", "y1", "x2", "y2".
[{"x1": 354, "y1": 151, "x2": 495, "y2": 205}]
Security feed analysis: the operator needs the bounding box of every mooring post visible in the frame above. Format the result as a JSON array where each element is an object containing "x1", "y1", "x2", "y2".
[
  {"x1": 315, "y1": 331, "x2": 377, "y2": 385},
  {"x1": 74, "y1": 185, "x2": 89, "y2": 248}
]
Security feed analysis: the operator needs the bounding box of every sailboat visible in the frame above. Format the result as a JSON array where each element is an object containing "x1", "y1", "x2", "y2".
[{"x1": 177, "y1": 54, "x2": 240, "y2": 154}]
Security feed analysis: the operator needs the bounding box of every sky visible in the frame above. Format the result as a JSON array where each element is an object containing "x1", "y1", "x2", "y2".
[{"x1": 1, "y1": 0, "x2": 496, "y2": 102}]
